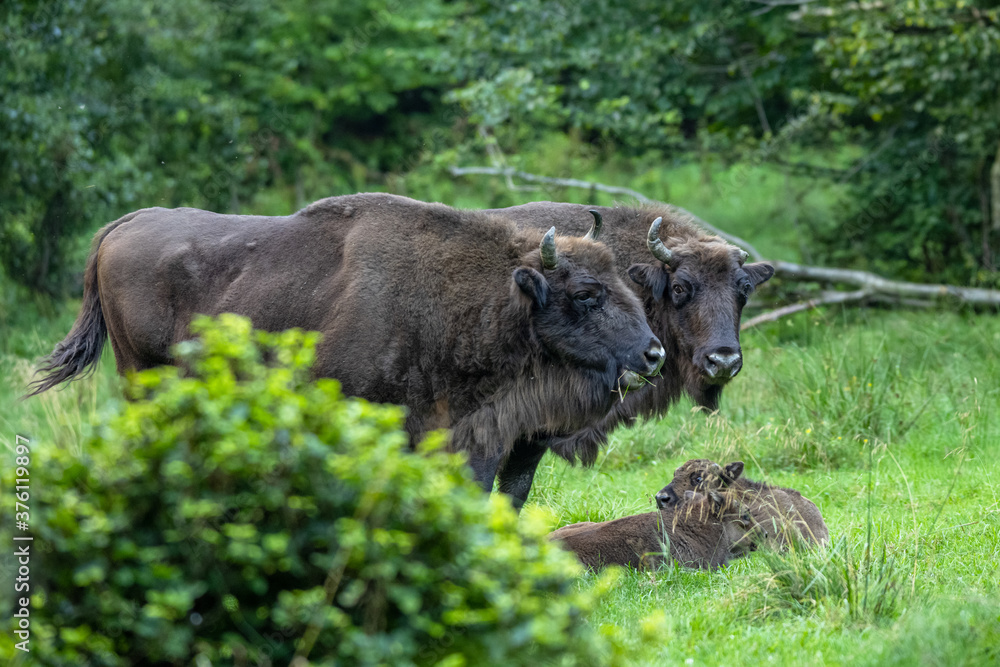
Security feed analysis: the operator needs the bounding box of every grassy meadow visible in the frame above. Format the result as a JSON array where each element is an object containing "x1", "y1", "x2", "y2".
[{"x1": 2, "y1": 154, "x2": 998, "y2": 665}]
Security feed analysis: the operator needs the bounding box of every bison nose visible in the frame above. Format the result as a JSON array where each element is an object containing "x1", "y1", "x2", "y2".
[
  {"x1": 643, "y1": 339, "x2": 665, "y2": 375},
  {"x1": 655, "y1": 486, "x2": 677, "y2": 510},
  {"x1": 704, "y1": 349, "x2": 742, "y2": 380}
]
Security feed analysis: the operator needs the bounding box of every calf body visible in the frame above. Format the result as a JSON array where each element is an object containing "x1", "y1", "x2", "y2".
[
  {"x1": 549, "y1": 491, "x2": 761, "y2": 571},
  {"x1": 657, "y1": 459, "x2": 829, "y2": 548},
  {"x1": 30, "y1": 194, "x2": 664, "y2": 498}
]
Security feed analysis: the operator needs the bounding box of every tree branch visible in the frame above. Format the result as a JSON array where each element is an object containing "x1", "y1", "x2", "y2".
[
  {"x1": 741, "y1": 290, "x2": 870, "y2": 330},
  {"x1": 770, "y1": 261, "x2": 1000, "y2": 305}
]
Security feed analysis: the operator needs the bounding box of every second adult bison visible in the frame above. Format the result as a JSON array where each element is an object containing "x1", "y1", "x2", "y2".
[
  {"x1": 485, "y1": 202, "x2": 775, "y2": 506},
  {"x1": 29, "y1": 193, "x2": 665, "y2": 498}
]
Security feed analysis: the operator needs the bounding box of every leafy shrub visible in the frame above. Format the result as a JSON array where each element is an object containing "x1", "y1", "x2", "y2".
[{"x1": 28, "y1": 314, "x2": 621, "y2": 666}]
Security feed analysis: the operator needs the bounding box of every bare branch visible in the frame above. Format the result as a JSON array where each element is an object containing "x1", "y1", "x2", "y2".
[
  {"x1": 741, "y1": 290, "x2": 869, "y2": 330},
  {"x1": 771, "y1": 261, "x2": 1000, "y2": 305}
]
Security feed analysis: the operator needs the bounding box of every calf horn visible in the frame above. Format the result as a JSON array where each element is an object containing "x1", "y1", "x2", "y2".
[
  {"x1": 647, "y1": 217, "x2": 674, "y2": 266},
  {"x1": 737, "y1": 249, "x2": 749, "y2": 265},
  {"x1": 540, "y1": 226, "x2": 558, "y2": 270},
  {"x1": 583, "y1": 210, "x2": 603, "y2": 242}
]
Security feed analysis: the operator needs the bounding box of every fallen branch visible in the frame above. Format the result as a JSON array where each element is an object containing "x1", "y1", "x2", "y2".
[
  {"x1": 771, "y1": 261, "x2": 1000, "y2": 306},
  {"x1": 741, "y1": 290, "x2": 870, "y2": 330},
  {"x1": 451, "y1": 165, "x2": 1000, "y2": 315}
]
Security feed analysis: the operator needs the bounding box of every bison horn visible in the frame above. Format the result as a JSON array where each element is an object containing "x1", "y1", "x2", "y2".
[
  {"x1": 540, "y1": 226, "x2": 558, "y2": 270},
  {"x1": 646, "y1": 217, "x2": 674, "y2": 266},
  {"x1": 583, "y1": 210, "x2": 603, "y2": 242},
  {"x1": 737, "y1": 249, "x2": 749, "y2": 265}
]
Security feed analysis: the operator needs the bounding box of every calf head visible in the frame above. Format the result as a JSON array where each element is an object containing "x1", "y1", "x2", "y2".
[
  {"x1": 655, "y1": 458, "x2": 745, "y2": 509},
  {"x1": 627, "y1": 217, "x2": 774, "y2": 410},
  {"x1": 514, "y1": 218, "x2": 665, "y2": 392},
  {"x1": 674, "y1": 489, "x2": 762, "y2": 557}
]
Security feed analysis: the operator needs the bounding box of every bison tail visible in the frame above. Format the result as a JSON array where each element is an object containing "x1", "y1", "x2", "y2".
[{"x1": 23, "y1": 221, "x2": 118, "y2": 398}]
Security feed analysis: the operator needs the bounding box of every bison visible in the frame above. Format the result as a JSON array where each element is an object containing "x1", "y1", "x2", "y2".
[
  {"x1": 28, "y1": 193, "x2": 666, "y2": 497},
  {"x1": 656, "y1": 459, "x2": 829, "y2": 548},
  {"x1": 549, "y1": 489, "x2": 762, "y2": 571},
  {"x1": 482, "y1": 202, "x2": 775, "y2": 506}
]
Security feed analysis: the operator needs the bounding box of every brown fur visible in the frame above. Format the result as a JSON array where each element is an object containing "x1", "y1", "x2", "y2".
[
  {"x1": 486, "y1": 202, "x2": 774, "y2": 466},
  {"x1": 549, "y1": 490, "x2": 763, "y2": 571},
  {"x1": 29, "y1": 194, "x2": 663, "y2": 495},
  {"x1": 656, "y1": 459, "x2": 830, "y2": 548}
]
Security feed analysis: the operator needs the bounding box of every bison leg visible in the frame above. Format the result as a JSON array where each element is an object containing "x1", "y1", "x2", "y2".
[
  {"x1": 497, "y1": 438, "x2": 548, "y2": 512},
  {"x1": 467, "y1": 453, "x2": 505, "y2": 494}
]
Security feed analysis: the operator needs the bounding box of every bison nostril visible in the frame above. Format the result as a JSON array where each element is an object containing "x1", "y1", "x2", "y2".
[
  {"x1": 644, "y1": 340, "x2": 665, "y2": 373},
  {"x1": 706, "y1": 352, "x2": 741, "y2": 375}
]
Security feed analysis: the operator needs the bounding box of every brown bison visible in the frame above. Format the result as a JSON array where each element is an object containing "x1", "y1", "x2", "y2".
[
  {"x1": 29, "y1": 193, "x2": 666, "y2": 497},
  {"x1": 549, "y1": 489, "x2": 762, "y2": 571},
  {"x1": 656, "y1": 459, "x2": 829, "y2": 548},
  {"x1": 483, "y1": 202, "x2": 775, "y2": 505}
]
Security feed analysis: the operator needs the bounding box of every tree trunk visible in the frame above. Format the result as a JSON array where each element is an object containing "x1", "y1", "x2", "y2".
[{"x1": 991, "y1": 138, "x2": 1000, "y2": 232}]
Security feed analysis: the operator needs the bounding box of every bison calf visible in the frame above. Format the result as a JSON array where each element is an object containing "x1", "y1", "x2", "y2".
[
  {"x1": 656, "y1": 459, "x2": 829, "y2": 548},
  {"x1": 549, "y1": 490, "x2": 762, "y2": 571}
]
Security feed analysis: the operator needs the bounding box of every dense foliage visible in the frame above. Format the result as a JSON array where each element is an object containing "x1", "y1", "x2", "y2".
[
  {"x1": 803, "y1": 1, "x2": 1000, "y2": 283},
  {"x1": 1, "y1": 0, "x2": 457, "y2": 292},
  {"x1": 25, "y1": 314, "x2": 620, "y2": 665},
  {"x1": 2, "y1": 0, "x2": 998, "y2": 289}
]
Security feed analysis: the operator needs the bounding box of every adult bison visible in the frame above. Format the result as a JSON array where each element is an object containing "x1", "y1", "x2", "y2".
[
  {"x1": 28, "y1": 193, "x2": 665, "y2": 497},
  {"x1": 484, "y1": 202, "x2": 774, "y2": 506}
]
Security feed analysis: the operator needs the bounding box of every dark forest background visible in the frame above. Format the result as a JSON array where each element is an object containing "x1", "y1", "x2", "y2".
[{"x1": 3, "y1": 0, "x2": 999, "y2": 295}]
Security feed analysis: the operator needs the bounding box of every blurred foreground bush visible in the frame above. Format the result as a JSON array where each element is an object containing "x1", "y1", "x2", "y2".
[{"x1": 29, "y1": 314, "x2": 620, "y2": 665}]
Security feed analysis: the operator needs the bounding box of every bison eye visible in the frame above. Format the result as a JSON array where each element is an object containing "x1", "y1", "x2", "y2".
[
  {"x1": 573, "y1": 291, "x2": 598, "y2": 307},
  {"x1": 672, "y1": 284, "x2": 685, "y2": 295},
  {"x1": 691, "y1": 473, "x2": 703, "y2": 485}
]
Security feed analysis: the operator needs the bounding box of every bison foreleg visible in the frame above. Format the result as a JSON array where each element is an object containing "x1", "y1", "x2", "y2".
[
  {"x1": 497, "y1": 437, "x2": 548, "y2": 512},
  {"x1": 467, "y1": 453, "x2": 505, "y2": 494}
]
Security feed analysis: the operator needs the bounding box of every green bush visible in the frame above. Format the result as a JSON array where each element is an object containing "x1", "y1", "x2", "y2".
[{"x1": 28, "y1": 314, "x2": 621, "y2": 666}]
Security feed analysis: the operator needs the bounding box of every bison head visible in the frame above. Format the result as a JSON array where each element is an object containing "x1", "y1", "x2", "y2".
[
  {"x1": 671, "y1": 489, "x2": 762, "y2": 556},
  {"x1": 655, "y1": 458, "x2": 745, "y2": 509},
  {"x1": 514, "y1": 221, "x2": 665, "y2": 393},
  {"x1": 626, "y1": 217, "x2": 774, "y2": 410}
]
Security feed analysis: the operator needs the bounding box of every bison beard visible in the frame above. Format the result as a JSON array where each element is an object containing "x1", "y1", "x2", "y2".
[{"x1": 28, "y1": 193, "x2": 664, "y2": 502}]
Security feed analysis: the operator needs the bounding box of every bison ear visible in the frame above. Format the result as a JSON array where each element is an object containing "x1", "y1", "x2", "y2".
[
  {"x1": 744, "y1": 262, "x2": 775, "y2": 287},
  {"x1": 514, "y1": 267, "x2": 550, "y2": 308},
  {"x1": 723, "y1": 461, "x2": 744, "y2": 483},
  {"x1": 627, "y1": 263, "x2": 667, "y2": 301}
]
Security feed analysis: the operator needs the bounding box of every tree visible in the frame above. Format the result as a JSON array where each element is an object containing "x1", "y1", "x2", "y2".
[{"x1": 1, "y1": 0, "x2": 460, "y2": 293}]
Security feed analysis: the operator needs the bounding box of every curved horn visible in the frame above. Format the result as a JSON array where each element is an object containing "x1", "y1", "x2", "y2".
[
  {"x1": 646, "y1": 217, "x2": 673, "y2": 265},
  {"x1": 737, "y1": 249, "x2": 749, "y2": 265},
  {"x1": 540, "y1": 226, "x2": 558, "y2": 270},
  {"x1": 583, "y1": 209, "x2": 603, "y2": 242}
]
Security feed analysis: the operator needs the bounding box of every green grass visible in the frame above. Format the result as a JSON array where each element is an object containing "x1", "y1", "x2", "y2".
[
  {"x1": 2, "y1": 144, "x2": 998, "y2": 664},
  {"x1": 524, "y1": 307, "x2": 1000, "y2": 665},
  {"x1": 6, "y1": 295, "x2": 998, "y2": 665}
]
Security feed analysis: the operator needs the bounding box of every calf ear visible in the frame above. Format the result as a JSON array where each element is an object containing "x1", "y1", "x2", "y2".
[
  {"x1": 744, "y1": 262, "x2": 775, "y2": 287},
  {"x1": 627, "y1": 263, "x2": 667, "y2": 301},
  {"x1": 723, "y1": 461, "x2": 744, "y2": 483},
  {"x1": 514, "y1": 267, "x2": 550, "y2": 308}
]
